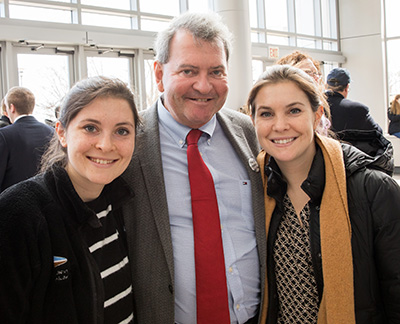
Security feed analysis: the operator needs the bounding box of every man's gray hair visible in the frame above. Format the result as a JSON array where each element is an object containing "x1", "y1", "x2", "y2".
[{"x1": 154, "y1": 11, "x2": 233, "y2": 64}]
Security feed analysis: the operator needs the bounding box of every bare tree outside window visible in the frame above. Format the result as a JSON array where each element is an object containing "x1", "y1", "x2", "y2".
[{"x1": 17, "y1": 53, "x2": 70, "y2": 124}]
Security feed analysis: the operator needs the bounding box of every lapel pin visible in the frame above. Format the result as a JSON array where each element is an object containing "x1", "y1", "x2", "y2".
[{"x1": 248, "y1": 157, "x2": 260, "y2": 173}]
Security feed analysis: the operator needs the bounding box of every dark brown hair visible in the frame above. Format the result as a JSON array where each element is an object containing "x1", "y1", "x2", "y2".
[
  {"x1": 40, "y1": 76, "x2": 140, "y2": 173},
  {"x1": 248, "y1": 65, "x2": 324, "y2": 118}
]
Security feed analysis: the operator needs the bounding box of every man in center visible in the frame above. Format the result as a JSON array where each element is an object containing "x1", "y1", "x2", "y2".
[{"x1": 123, "y1": 12, "x2": 265, "y2": 323}]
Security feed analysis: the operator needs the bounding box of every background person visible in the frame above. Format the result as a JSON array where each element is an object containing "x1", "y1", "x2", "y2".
[
  {"x1": 325, "y1": 67, "x2": 383, "y2": 133},
  {"x1": 0, "y1": 98, "x2": 11, "y2": 128},
  {"x1": 325, "y1": 68, "x2": 393, "y2": 174},
  {"x1": 275, "y1": 50, "x2": 331, "y2": 135},
  {"x1": 388, "y1": 94, "x2": 400, "y2": 138},
  {"x1": 0, "y1": 76, "x2": 139, "y2": 323},
  {"x1": 276, "y1": 50, "x2": 323, "y2": 85},
  {"x1": 248, "y1": 65, "x2": 400, "y2": 323},
  {"x1": 0, "y1": 86, "x2": 54, "y2": 192},
  {"x1": 122, "y1": 11, "x2": 266, "y2": 324}
]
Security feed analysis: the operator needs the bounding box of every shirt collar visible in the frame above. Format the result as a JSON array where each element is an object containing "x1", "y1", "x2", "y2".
[
  {"x1": 14, "y1": 114, "x2": 32, "y2": 123},
  {"x1": 157, "y1": 96, "x2": 217, "y2": 148}
]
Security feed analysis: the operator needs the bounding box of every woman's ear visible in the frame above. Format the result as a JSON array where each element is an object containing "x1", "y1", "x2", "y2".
[
  {"x1": 314, "y1": 105, "x2": 324, "y2": 130},
  {"x1": 55, "y1": 121, "x2": 67, "y2": 148}
]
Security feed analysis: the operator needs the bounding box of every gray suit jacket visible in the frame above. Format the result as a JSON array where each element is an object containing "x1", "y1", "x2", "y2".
[{"x1": 122, "y1": 102, "x2": 266, "y2": 324}]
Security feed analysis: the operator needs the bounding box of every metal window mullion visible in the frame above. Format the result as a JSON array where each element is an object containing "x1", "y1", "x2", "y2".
[
  {"x1": 314, "y1": 0, "x2": 322, "y2": 37},
  {"x1": 129, "y1": 0, "x2": 137, "y2": 28},
  {"x1": 287, "y1": 0, "x2": 296, "y2": 46},
  {"x1": 334, "y1": 0, "x2": 339, "y2": 49},
  {"x1": 72, "y1": 0, "x2": 80, "y2": 24},
  {"x1": 258, "y1": 0, "x2": 265, "y2": 29},
  {"x1": 179, "y1": 0, "x2": 188, "y2": 14},
  {"x1": 208, "y1": 0, "x2": 214, "y2": 12},
  {"x1": 330, "y1": 0, "x2": 337, "y2": 39},
  {"x1": 258, "y1": 0, "x2": 266, "y2": 43},
  {"x1": 2, "y1": 0, "x2": 10, "y2": 18}
]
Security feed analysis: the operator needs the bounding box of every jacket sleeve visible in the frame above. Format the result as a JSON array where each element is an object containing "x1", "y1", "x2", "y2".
[
  {"x1": 363, "y1": 108, "x2": 383, "y2": 133},
  {"x1": 388, "y1": 108, "x2": 400, "y2": 122},
  {"x1": 365, "y1": 171, "x2": 400, "y2": 322},
  {"x1": 0, "y1": 132, "x2": 9, "y2": 191},
  {"x1": 0, "y1": 187, "x2": 52, "y2": 322}
]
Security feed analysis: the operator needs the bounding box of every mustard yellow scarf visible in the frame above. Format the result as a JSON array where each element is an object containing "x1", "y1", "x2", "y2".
[{"x1": 258, "y1": 134, "x2": 356, "y2": 324}]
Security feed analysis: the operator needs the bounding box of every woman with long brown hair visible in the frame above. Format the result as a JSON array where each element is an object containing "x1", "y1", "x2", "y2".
[{"x1": 249, "y1": 64, "x2": 400, "y2": 324}]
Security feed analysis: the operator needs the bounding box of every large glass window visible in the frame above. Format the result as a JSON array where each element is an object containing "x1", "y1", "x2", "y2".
[
  {"x1": 252, "y1": 60, "x2": 264, "y2": 84},
  {"x1": 86, "y1": 52, "x2": 133, "y2": 87},
  {"x1": 267, "y1": 34, "x2": 290, "y2": 46},
  {"x1": 144, "y1": 58, "x2": 160, "y2": 107},
  {"x1": 41, "y1": 0, "x2": 70, "y2": 2},
  {"x1": 81, "y1": 0, "x2": 132, "y2": 11},
  {"x1": 188, "y1": 0, "x2": 209, "y2": 12},
  {"x1": 9, "y1": 4, "x2": 73, "y2": 23},
  {"x1": 321, "y1": 0, "x2": 337, "y2": 38},
  {"x1": 253, "y1": 0, "x2": 338, "y2": 51},
  {"x1": 139, "y1": 0, "x2": 179, "y2": 16},
  {"x1": 1, "y1": 0, "x2": 341, "y2": 112},
  {"x1": 384, "y1": 0, "x2": 400, "y2": 98},
  {"x1": 140, "y1": 16, "x2": 170, "y2": 32},
  {"x1": 16, "y1": 51, "x2": 71, "y2": 124},
  {"x1": 385, "y1": 0, "x2": 399, "y2": 38},
  {"x1": 295, "y1": 0, "x2": 315, "y2": 36},
  {"x1": 6, "y1": 0, "x2": 179, "y2": 31},
  {"x1": 249, "y1": 0, "x2": 259, "y2": 29},
  {"x1": 81, "y1": 11, "x2": 133, "y2": 29},
  {"x1": 265, "y1": 0, "x2": 289, "y2": 32},
  {"x1": 387, "y1": 39, "x2": 400, "y2": 97}
]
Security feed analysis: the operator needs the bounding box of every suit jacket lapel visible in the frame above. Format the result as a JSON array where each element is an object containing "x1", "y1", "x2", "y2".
[
  {"x1": 217, "y1": 109, "x2": 266, "y2": 292},
  {"x1": 130, "y1": 103, "x2": 175, "y2": 280}
]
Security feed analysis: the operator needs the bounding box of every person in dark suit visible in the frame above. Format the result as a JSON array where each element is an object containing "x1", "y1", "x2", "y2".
[
  {"x1": 0, "y1": 86, "x2": 54, "y2": 192},
  {"x1": 325, "y1": 68, "x2": 383, "y2": 133},
  {"x1": 122, "y1": 11, "x2": 266, "y2": 324}
]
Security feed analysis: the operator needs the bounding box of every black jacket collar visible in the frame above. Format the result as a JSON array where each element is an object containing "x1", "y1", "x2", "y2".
[
  {"x1": 265, "y1": 145, "x2": 326, "y2": 207},
  {"x1": 42, "y1": 165, "x2": 134, "y2": 228}
]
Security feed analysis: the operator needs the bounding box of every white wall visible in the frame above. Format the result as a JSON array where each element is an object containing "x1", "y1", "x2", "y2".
[{"x1": 338, "y1": 0, "x2": 388, "y2": 131}]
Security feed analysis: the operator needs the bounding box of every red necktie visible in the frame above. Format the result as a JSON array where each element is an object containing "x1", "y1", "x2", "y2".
[{"x1": 186, "y1": 129, "x2": 230, "y2": 324}]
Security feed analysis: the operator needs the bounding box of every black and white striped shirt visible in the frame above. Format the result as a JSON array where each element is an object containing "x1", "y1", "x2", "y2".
[{"x1": 84, "y1": 200, "x2": 134, "y2": 324}]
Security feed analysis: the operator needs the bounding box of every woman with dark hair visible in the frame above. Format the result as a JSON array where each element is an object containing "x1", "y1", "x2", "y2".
[
  {"x1": 248, "y1": 65, "x2": 400, "y2": 324},
  {"x1": 0, "y1": 76, "x2": 140, "y2": 323}
]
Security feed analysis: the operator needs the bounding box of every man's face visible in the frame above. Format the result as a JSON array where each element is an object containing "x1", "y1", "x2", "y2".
[{"x1": 154, "y1": 29, "x2": 229, "y2": 129}]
